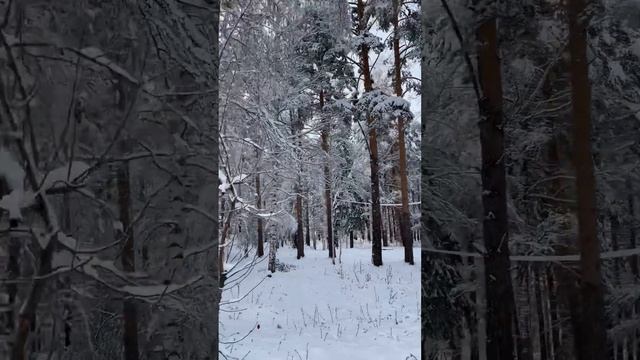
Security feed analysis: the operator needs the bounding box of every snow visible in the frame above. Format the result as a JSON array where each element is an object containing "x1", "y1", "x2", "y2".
[
  {"x1": 219, "y1": 169, "x2": 230, "y2": 193},
  {"x1": 631, "y1": 38, "x2": 640, "y2": 58},
  {"x1": 220, "y1": 247, "x2": 420, "y2": 360},
  {"x1": 0, "y1": 189, "x2": 34, "y2": 220},
  {"x1": 0, "y1": 148, "x2": 29, "y2": 219},
  {"x1": 351, "y1": 32, "x2": 384, "y2": 51},
  {"x1": 0, "y1": 160, "x2": 90, "y2": 221},
  {"x1": 52, "y1": 248, "x2": 74, "y2": 268},
  {"x1": 40, "y1": 162, "x2": 90, "y2": 190},
  {"x1": 118, "y1": 276, "x2": 202, "y2": 297},
  {"x1": 113, "y1": 220, "x2": 124, "y2": 232},
  {"x1": 371, "y1": 95, "x2": 412, "y2": 118},
  {"x1": 231, "y1": 173, "x2": 249, "y2": 184},
  {"x1": 57, "y1": 233, "x2": 78, "y2": 249},
  {"x1": 242, "y1": 137, "x2": 264, "y2": 151},
  {"x1": 0, "y1": 147, "x2": 25, "y2": 190}
]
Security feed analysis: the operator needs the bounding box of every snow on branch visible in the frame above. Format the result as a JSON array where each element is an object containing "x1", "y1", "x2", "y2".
[
  {"x1": 350, "y1": 32, "x2": 385, "y2": 52},
  {"x1": 117, "y1": 276, "x2": 203, "y2": 298},
  {"x1": 358, "y1": 89, "x2": 413, "y2": 122},
  {"x1": 82, "y1": 266, "x2": 203, "y2": 299},
  {"x1": 0, "y1": 161, "x2": 90, "y2": 220},
  {"x1": 0, "y1": 147, "x2": 24, "y2": 190}
]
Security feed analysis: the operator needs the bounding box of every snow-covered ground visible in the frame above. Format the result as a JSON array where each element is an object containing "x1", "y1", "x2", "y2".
[{"x1": 220, "y1": 246, "x2": 421, "y2": 360}]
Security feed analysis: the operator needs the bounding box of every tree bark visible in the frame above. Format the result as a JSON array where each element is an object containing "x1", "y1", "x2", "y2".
[
  {"x1": 210, "y1": 3, "x2": 221, "y2": 357},
  {"x1": 627, "y1": 182, "x2": 638, "y2": 277},
  {"x1": 118, "y1": 162, "x2": 140, "y2": 360},
  {"x1": 256, "y1": 173, "x2": 264, "y2": 257},
  {"x1": 611, "y1": 214, "x2": 621, "y2": 283},
  {"x1": 382, "y1": 213, "x2": 389, "y2": 247},
  {"x1": 356, "y1": 0, "x2": 383, "y2": 266},
  {"x1": 566, "y1": 0, "x2": 608, "y2": 358},
  {"x1": 268, "y1": 191, "x2": 277, "y2": 273},
  {"x1": 474, "y1": 2, "x2": 517, "y2": 359},
  {"x1": 305, "y1": 199, "x2": 311, "y2": 247},
  {"x1": 1, "y1": 179, "x2": 18, "y2": 356},
  {"x1": 294, "y1": 110, "x2": 305, "y2": 259},
  {"x1": 534, "y1": 268, "x2": 549, "y2": 360},
  {"x1": 392, "y1": 0, "x2": 414, "y2": 265},
  {"x1": 320, "y1": 90, "x2": 334, "y2": 260},
  {"x1": 296, "y1": 191, "x2": 304, "y2": 259}
]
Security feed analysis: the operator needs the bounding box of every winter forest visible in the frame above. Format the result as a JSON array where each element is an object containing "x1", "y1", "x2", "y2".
[
  {"x1": 0, "y1": 0, "x2": 421, "y2": 359},
  {"x1": 0, "y1": 0, "x2": 639, "y2": 359},
  {"x1": 218, "y1": 0, "x2": 421, "y2": 358},
  {"x1": 424, "y1": 0, "x2": 640, "y2": 360}
]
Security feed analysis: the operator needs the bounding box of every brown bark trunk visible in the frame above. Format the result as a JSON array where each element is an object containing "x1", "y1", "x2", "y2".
[
  {"x1": 256, "y1": 173, "x2": 264, "y2": 257},
  {"x1": 350, "y1": 230, "x2": 354, "y2": 248},
  {"x1": 320, "y1": 90, "x2": 334, "y2": 259},
  {"x1": 392, "y1": 0, "x2": 414, "y2": 265},
  {"x1": 210, "y1": 3, "x2": 221, "y2": 357},
  {"x1": 611, "y1": 214, "x2": 620, "y2": 283},
  {"x1": 1, "y1": 179, "x2": 19, "y2": 352},
  {"x1": 305, "y1": 199, "x2": 311, "y2": 247},
  {"x1": 61, "y1": 192, "x2": 72, "y2": 350},
  {"x1": 219, "y1": 198, "x2": 235, "y2": 286},
  {"x1": 628, "y1": 183, "x2": 638, "y2": 277},
  {"x1": 296, "y1": 191, "x2": 304, "y2": 259},
  {"x1": 382, "y1": 212, "x2": 389, "y2": 247},
  {"x1": 387, "y1": 207, "x2": 393, "y2": 244},
  {"x1": 118, "y1": 162, "x2": 139, "y2": 360},
  {"x1": 566, "y1": 0, "x2": 608, "y2": 358},
  {"x1": 294, "y1": 111, "x2": 305, "y2": 259},
  {"x1": 535, "y1": 268, "x2": 549, "y2": 360},
  {"x1": 357, "y1": 0, "x2": 383, "y2": 266},
  {"x1": 474, "y1": 4, "x2": 516, "y2": 359}
]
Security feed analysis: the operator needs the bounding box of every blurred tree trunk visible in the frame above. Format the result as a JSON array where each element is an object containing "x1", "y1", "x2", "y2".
[
  {"x1": 118, "y1": 162, "x2": 139, "y2": 360},
  {"x1": 256, "y1": 173, "x2": 264, "y2": 257},
  {"x1": 473, "y1": 1, "x2": 517, "y2": 358},
  {"x1": 320, "y1": 90, "x2": 334, "y2": 260},
  {"x1": 566, "y1": 0, "x2": 608, "y2": 358},
  {"x1": 392, "y1": 0, "x2": 414, "y2": 265}
]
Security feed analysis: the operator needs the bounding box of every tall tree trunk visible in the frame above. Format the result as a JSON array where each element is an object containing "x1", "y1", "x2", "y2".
[
  {"x1": 566, "y1": 0, "x2": 607, "y2": 358},
  {"x1": 392, "y1": 0, "x2": 414, "y2": 265},
  {"x1": 118, "y1": 161, "x2": 139, "y2": 360},
  {"x1": 1, "y1": 179, "x2": 19, "y2": 357},
  {"x1": 611, "y1": 214, "x2": 621, "y2": 283},
  {"x1": 387, "y1": 207, "x2": 394, "y2": 244},
  {"x1": 210, "y1": 3, "x2": 221, "y2": 357},
  {"x1": 356, "y1": 0, "x2": 383, "y2": 266},
  {"x1": 382, "y1": 213, "x2": 389, "y2": 247},
  {"x1": 475, "y1": 254, "x2": 488, "y2": 360},
  {"x1": 474, "y1": 2, "x2": 516, "y2": 358},
  {"x1": 268, "y1": 192, "x2": 277, "y2": 273},
  {"x1": 256, "y1": 173, "x2": 264, "y2": 257},
  {"x1": 296, "y1": 191, "x2": 304, "y2": 259},
  {"x1": 61, "y1": 192, "x2": 72, "y2": 352},
  {"x1": 628, "y1": 182, "x2": 638, "y2": 277},
  {"x1": 305, "y1": 199, "x2": 311, "y2": 247},
  {"x1": 295, "y1": 111, "x2": 305, "y2": 259},
  {"x1": 320, "y1": 90, "x2": 334, "y2": 260},
  {"x1": 535, "y1": 268, "x2": 549, "y2": 360},
  {"x1": 219, "y1": 198, "x2": 236, "y2": 287}
]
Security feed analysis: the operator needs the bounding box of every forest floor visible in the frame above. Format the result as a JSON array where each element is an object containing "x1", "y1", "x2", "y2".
[{"x1": 220, "y1": 245, "x2": 421, "y2": 360}]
